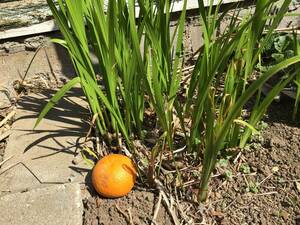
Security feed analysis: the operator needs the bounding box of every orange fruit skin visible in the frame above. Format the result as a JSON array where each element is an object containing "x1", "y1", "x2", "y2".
[{"x1": 91, "y1": 154, "x2": 137, "y2": 198}]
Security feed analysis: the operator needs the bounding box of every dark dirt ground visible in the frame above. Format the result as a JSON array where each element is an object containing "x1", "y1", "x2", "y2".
[
  {"x1": 82, "y1": 96, "x2": 300, "y2": 225},
  {"x1": 204, "y1": 98, "x2": 300, "y2": 225},
  {"x1": 83, "y1": 189, "x2": 174, "y2": 225}
]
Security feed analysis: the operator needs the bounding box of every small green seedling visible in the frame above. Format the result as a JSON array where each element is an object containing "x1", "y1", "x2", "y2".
[
  {"x1": 246, "y1": 181, "x2": 260, "y2": 193},
  {"x1": 217, "y1": 158, "x2": 229, "y2": 168},
  {"x1": 240, "y1": 164, "x2": 251, "y2": 174},
  {"x1": 224, "y1": 170, "x2": 233, "y2": 180}
]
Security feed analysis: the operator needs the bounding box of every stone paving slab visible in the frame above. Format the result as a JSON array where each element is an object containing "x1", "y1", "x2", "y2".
[
  {"x1": 0, "y1": 41, "x2": 75, "y2": 108},
  {"x1": 0, "y1": 163, "x2": 41, "y2": 195},
  {"x1": 0, "y1": 41, "x2": 74, "y2": 78},
  {"x1": 0, "y1": 183, "x2": 83, "y2": 225},
  {"x1": 0, "y1": 90, "x2": 91, "y2": 194}
]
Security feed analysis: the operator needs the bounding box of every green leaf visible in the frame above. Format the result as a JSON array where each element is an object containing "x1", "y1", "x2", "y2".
[
  {"x1": 271, "y1": 53, "x2": 285, "y2": 62},
  {"x1": 233, "y1": 119, "x2": 259, "y2": 135},
  {"x1": 274, "y1": 35, "x2": 290, "y2": 53},
  {"x1": 34, "y1": 77, "x2": 80, "y2": 128},
  {"x1": 83, "y1": 146, "x2": 98, "y2": 160}
]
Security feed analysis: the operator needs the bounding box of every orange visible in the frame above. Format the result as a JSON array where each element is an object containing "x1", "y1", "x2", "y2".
[{"x1": 91, "y1": 154, "x2": 137, "y2": 198}]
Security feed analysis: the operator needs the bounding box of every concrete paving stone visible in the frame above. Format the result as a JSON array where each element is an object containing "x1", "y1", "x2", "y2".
[
  {"x1": 0, "y1": 90, "x2": 91, "y2": 194},
  {"x1": 0, "y1": 163, "x2": 40, "y2": 196},
  {"x1": 0, "y1": 183, "x2": 83, "y2": 225},
  {"x1": 0, "y1": 42, "x2": 75, "y2": 91},
  {"x1": 0, "y1": 41, "x2": 75, "y2": 113}
]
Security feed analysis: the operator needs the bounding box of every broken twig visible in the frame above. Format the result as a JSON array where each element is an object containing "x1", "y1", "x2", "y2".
[
  {"x1": 0, "y1": 130, "x2": 12, "y2": 142},
  {"x1": 151, "y1": 191, "x2": 162, "y2": 225},
  {"x1": 0, "y1": 110, "x2": 16, "y2": 128}
]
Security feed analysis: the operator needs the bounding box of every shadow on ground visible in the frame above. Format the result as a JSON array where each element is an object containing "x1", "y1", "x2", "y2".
[{"x1": 15, "y1": 87, "x2": 90, "y2": 153}]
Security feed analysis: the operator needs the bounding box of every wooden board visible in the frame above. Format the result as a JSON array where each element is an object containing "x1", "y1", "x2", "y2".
[
  {"x1": 0, "y1": 0, "x2": 245, "y2": 40},
  {"x1": 0, "y1": 20, "x2": 58, "y2": 40}
]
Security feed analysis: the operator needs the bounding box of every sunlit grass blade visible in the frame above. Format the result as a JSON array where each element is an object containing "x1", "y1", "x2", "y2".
[
  {"x1": 294, "y1": 79, "x2": 300, "y2": 120},
  {"x1": 292, "y1": 32, "x2": 300, "y2": 120},
  {"x1": 34, "y1": 77, "x2": 81, "y2": 128},
  {"x1": 234, "y1": 119, "x2": 259, "y2": 135},
  {"x1": 240, "y1": 72, "x2": 296, "y2": 147},
  {"x1": 81, "y1": 146, "x2": 99, "y2": 167}
]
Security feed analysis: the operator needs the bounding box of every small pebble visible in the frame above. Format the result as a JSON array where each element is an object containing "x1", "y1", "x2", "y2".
[{"x1": 68, "y1": 174, "x2": 76, "y2": 182}]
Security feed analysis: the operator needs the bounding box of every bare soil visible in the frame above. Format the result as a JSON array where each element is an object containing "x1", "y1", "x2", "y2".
[
  {"x1": 83, "y1": 189, "x2": 173, "y2": 225},
  {"x1": 82, "y1": 98, "x2": 300, "y2": 225},
  {"x1": 204, "y1": 98, "x2": 300, "y2": 225}
]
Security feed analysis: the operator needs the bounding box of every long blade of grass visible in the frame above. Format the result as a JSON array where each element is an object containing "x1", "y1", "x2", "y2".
[
  {"x1": 240, "y1": 72, "x2": 296, "y2": 147},
  {"x1": 34, "y1": 77, "x2": 81, "y2": 128}
]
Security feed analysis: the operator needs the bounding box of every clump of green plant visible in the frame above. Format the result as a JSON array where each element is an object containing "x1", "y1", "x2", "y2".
[
  {"x1": 38, "y1": 0, "x2": 300, "y2": 203},
  {"x1": 37, "y1": 0, "x2": 143, "y2": 148},
  {"x1": 182, "y1": 0, "x2": 300, "y2": 201},
  {"x1": 38, "y1": 0, "x2": 188, "y2": 185},
  {"x1": 240, "y1": 164, "x2": 251, "y2": 174},
  {"x1": 37, "y1": 0, "x2": 187, "y2": 151},
  {"x1": 259, "y1": 33, "x2": 297, "y2": 71}
]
